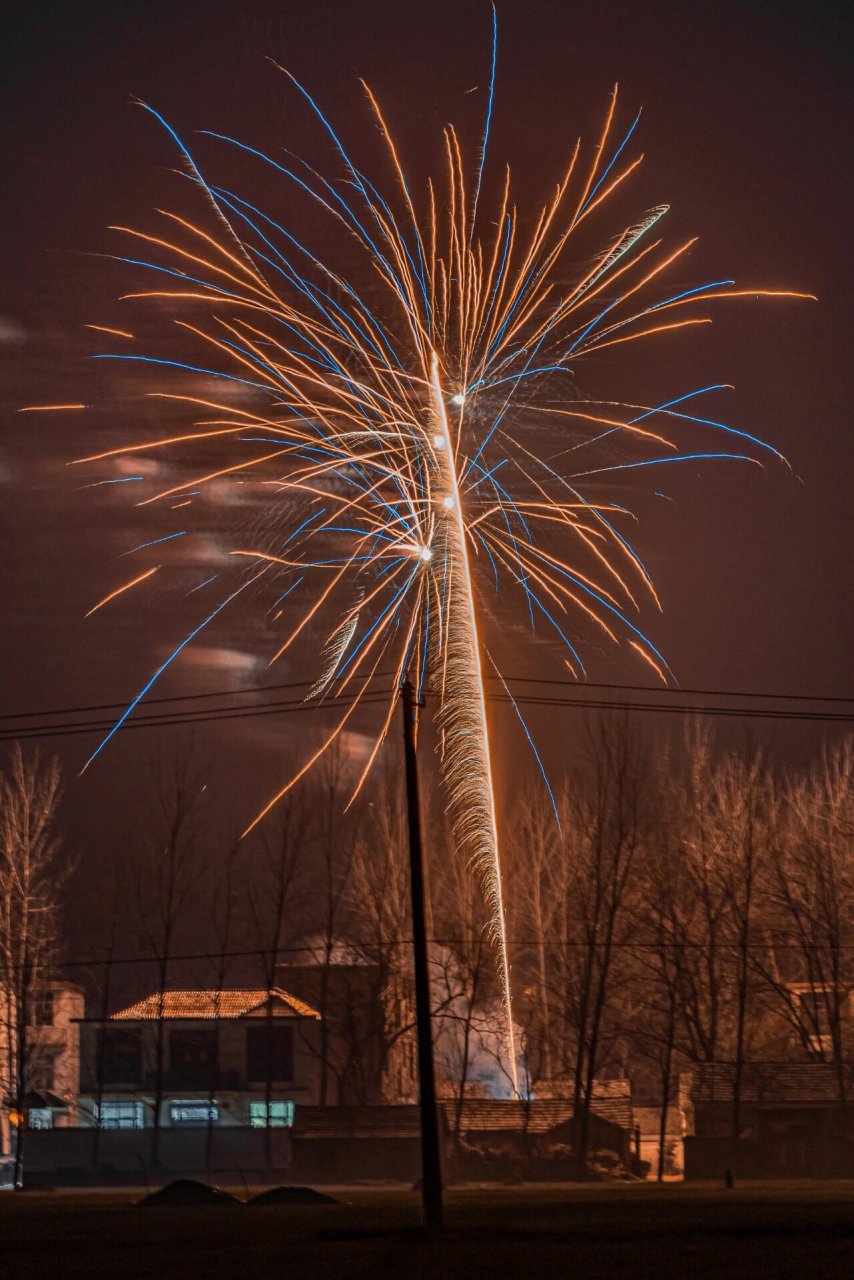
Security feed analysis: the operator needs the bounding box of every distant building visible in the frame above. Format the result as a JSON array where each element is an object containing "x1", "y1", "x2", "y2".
[
  {"x1": 779, "y1": 981, "x2": 853, "y2": 1058},
  {"x1": 0, "y1": 981, "x2": 84, "y2": 1158},
  {"x1": 76, "y1": 988, "x2": 321, "y2": 1130},
  {"x1": 441, "y1": 1087, "x2": 634, "y2": 1139},
  {"x1": 632, "y1": 1101, "x2": 684, "y2": 1178},
  {"x1": 276, "y1": 961, "x2": 417, "y2": 1105},
  {"x1": 681, "y1": 1061, "x2": 854, "y2": 1179}
]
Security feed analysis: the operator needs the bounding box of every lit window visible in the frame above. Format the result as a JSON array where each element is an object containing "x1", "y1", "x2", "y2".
[
  {"x1": 99, "y1": 1101, "x2": 145, "y2": 1130},
  {"x1": 249, "y1": 1101, "x2": 294, "y2": 1128},
  {"x1": 169, "y1": 1102, "x2": 218, "y2": 1126}
]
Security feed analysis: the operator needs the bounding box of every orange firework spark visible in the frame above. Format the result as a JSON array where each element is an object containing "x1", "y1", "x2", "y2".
[
  {"x1": 20, "y1": 404, "x2": 87, "y2": 412},
  {"x1": 85, "y1": 566, "x2": 159, "y2": 617}
]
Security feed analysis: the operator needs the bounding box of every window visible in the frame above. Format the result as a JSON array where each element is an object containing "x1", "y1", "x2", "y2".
[
  {"x1": 99, "y1": 1101, "x2": 145, "y2": 1130},
  {"x1": 249, "y1": 1101, "x2": 294, "y2": 1128},
  {"x1": 169, "y1": 1028, "x2": 218, "y2": 1087},
  {"x1": 29, "y1": 991, "x2": 54, "y2": 1027},
  {"x1": 246, "y1": 1024, "x2": 294, "y2": 1083},
  {"x1": 789, "y1": 985, "x2": 839, "y2": 1056},
  {"x1": 99, "y1": 1028, "x2": 143, "y2": 1086},
  {"x1": 169, "y1": 1102, "x2": 218, "y2": 1126},
  {"x1": 29, "y1": 1058, "x2": 55, "y2": 1092}
]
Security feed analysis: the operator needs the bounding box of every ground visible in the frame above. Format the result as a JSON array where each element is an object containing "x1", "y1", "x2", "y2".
[{"x1": 3, "y1": 1183, "x2": 854, "y2": 1278}]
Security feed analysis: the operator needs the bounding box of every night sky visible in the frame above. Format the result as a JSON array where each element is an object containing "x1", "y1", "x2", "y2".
[{"x1": 2, "y1": 0, "x2": 851, "y2": 902}]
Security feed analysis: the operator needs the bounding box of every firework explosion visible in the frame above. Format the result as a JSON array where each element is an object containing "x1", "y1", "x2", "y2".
[{"x1": 72, "y1": 13, "x2": 808, "y2": 1090}]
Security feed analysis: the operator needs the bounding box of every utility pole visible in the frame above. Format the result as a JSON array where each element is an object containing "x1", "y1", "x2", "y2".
[{"x1": 400, "y1": 679, "x2": 443, "y2": 1229}]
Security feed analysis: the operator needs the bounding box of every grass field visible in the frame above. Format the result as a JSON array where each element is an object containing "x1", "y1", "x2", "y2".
[{"x1": 3, "y1": 1182, "x2": 854, "y2": 1279}]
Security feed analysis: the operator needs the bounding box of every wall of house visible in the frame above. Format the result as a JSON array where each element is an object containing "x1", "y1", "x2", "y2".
[
  {"x1": 0, "y1": 982, "x2": 84, "y2": 1153},
  {"x1": 44, "y1": 986, "x2": 85, "y2": 1126},
  {"x1": 76, "y1": 1014, "x2": 320, "y2": 1125},
  {"x1": 633, "y1": 1104, "x2": 684, "y2": 1177}
]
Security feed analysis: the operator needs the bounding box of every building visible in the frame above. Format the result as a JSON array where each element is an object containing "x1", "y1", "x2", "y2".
[
  {"x1": 442, "y1": 1087, "x2": 633, "y2": 1142},
  {"x1": 276, "y1": 961, "x2": 417, "y2": 1105},
  {"x1": 0, "y1": 981, "x2": 84, "y2": 1161},
  {"x1": 439, "y1": 1091, "x2": 641, "y2": 1179},
  {"x1": 681, "y1": 1061, "x2": 854, "y2": 1179},
  {"x1": 76, "y1": 988, "x2": 321, "y2": 1130},
  {"x1": 632, "y1": 1101, "x2": 684, "y2": 1178}
]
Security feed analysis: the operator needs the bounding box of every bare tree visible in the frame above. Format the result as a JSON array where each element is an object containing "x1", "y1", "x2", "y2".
[
  {"x1": 344, "y1": 769, "x2": 415, "y2": 1105},
  {"x1": 669, "y1": 731, "x2": 726, "y2": 1066},
  {"x1": 634, "y1": 787, "x2": 692, "y2": 1181},
  {"x1": 758, "y1": 740, "x2": 854, "y2": 1099},
  {"x1": 505, "y1": 783, "x2": 565, "y2": 1093},
  {"x1": 86, "y1": 861, "x2": 126, "y2": 1171},
  {"x1": 708, "y1": 750, "x2": 770, "y2": 1146},
  {"x1": 133, "y1": 741, "x2": 206, "y2": 1160},
  {"x1": 430, "y1": 811, "x2": 496, "y2": 1138},
  {"x1": 504, "y1": 723, "x2": 647, "y2": 1169},
  {"x1": 563, "y1": 718, "x2": 648, "y2": 1174},
  {"x1": 308, "y1": 746, "x2": 360, "y2": 1105},
  {"x1": 204, "y1": 832, "x2": 242, "y2": 1172},
  {"x1": 0, "y1": 746, "x2": 66, "y2": 1188},
  {"x1": 246, "y1": 792, "x2": 307, "y2": 1164}
]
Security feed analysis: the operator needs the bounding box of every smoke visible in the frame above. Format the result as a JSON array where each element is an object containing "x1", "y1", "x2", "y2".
[{"x1": 430, "y1": 945, "x2": 527, "y2": 1100}]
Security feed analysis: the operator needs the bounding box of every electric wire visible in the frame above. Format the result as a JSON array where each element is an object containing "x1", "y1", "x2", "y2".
[
  {"x1": 48, "y1": 936, "x2": 854, "y2": 974},
  {"x1": 1, "y1": 683, "x2": 852, "y2": 745},
  {"x1": 3, "y1": 674, "x2": 850, "y2": 725}
]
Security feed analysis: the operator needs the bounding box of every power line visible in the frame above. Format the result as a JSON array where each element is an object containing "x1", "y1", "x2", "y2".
[
  {"x1": 2, "y1": 674, "x2": 850, "y2": 726},
  {"x1": 1, "y1": 691, "x2": 852, "y2": 745},
  {"x1": 492, "y1": 695, "x2": 854, "y2": 724},
  {"x1": 0, "y1": 691, "x2": 391, "y2": 744},
  {"x1": 48, "y1": 936, "x2": 854, "y2": 972},
  {"x1": 0, "y1": 676, "x2": 350, "y2": 723},
  {"x1": 495, "y1": 675, "x2": 854, "y2": 706}
]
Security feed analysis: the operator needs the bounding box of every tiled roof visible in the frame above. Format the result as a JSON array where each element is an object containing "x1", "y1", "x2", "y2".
[
  {"x1": 111, "y1": 988, "x2": 320, "y2": 1021},
  {"x1": 442, "y1": 1100, "x2": 571, "y2": 1133},
  {"x1": 687, "y1": 1062, "x2": 854, "y2": 1106},
  {"x1": 440, "y1": 1091, "x2": 633, "y2": 1134},
  {"x1": 291, "y1": 1098, "x2": 635, "y2": 1139}
]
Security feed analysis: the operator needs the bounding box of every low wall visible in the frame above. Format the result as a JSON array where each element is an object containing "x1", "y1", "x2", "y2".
[
  {"x1": 20, "y1": 1103, "x2": 636, "y2": 1187},
  {"x1": 684, "y1": 1135, "x2": 854, "y2": 1181},
  {"x1": 20, "y1": 1127, "x2": 420, "y2": 1187}
]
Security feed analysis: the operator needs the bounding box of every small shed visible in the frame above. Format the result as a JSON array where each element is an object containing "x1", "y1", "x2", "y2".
[{"x1": 682, "y1": 1061, "x2": 854, "y2": 1179}]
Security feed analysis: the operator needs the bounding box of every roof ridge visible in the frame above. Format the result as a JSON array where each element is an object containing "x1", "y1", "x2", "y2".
[{"x1": 110, "y1": 987, "x2": 320, "y2": 1021}]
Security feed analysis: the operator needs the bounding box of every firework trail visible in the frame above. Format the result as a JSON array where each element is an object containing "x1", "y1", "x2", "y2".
[{"x1": 73, "y1": 13, "x2": 810, "y2": 1090}]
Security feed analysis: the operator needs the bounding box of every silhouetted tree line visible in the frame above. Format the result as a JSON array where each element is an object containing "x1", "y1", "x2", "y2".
[
  {"x1": 2, "y1": 726, "x2": 852, "y2": 1178},
  {"x1": 502, "y1": 725, "x2": 854, "y2": 1173}
]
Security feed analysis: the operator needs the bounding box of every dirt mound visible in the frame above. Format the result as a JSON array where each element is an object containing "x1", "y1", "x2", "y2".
[
  {"x1": 250, "y1": 1185, "x2": 339, "y2": 1206},
  {"x1": 139, "y1": 1179, "x2": 240, "y2": 1207}
]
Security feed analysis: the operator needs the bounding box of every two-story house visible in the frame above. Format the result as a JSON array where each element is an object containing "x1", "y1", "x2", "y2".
[{"x1": 76, "y1": 988, "x2": 321, "y2": 1130}]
